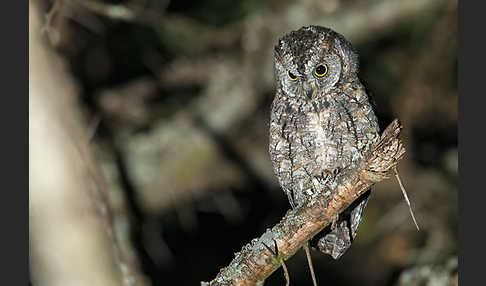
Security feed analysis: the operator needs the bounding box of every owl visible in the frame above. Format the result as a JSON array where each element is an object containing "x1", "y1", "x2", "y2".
[{"x1": 269, "y1": 26, "x2": 380, "y2": 259}]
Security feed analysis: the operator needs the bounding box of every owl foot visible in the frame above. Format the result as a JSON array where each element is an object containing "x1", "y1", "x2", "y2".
[
  {"x1": 287, "y1": 191, "x2": 296, "y2": 209},
  {"x1": 330, "y1": 213, "x2": 339, "y2": 230}
]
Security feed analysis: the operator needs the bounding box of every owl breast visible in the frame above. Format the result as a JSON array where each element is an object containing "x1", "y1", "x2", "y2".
[{"x1": 307, "y1": 110, "x2": 354, "y2": 171}]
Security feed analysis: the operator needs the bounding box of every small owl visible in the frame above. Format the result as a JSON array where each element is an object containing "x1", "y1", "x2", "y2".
[{"x1": 269, "y1": 26, "x2": 380, "y2": 259}]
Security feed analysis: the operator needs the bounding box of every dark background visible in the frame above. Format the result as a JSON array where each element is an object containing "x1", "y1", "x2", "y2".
[{"x1": 30, "y1": 0, "x2": 457, "y2": 285}]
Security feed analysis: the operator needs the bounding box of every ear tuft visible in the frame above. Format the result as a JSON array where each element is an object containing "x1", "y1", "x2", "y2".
[{"x1": 333, "y1": 36, "x2": 359, "y2": 75}]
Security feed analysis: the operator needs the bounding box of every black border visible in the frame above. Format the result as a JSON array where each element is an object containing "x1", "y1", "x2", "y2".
[
  {"x1": 459, "y1": 1, "x2": 483, "y2": 285},
  {"x1": 3, "y1": 0, "x2": 28, "y2": 285}
]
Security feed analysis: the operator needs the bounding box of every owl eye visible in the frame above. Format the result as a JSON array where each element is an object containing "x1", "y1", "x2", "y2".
[
  {"x1": 287, "y1": 71, "x2": 298, "y2": 81},
  {"x1": 314, "y1": 64, "x2": 328, "y2": 78}
]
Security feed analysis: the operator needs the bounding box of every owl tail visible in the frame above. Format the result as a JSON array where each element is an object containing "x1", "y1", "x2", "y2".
[{"x1": 311, "y1": 190, "x2": 371, "y2": 259}]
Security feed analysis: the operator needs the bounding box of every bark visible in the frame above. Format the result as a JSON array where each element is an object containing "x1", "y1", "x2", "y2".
[{"x1": 202, "y1": 119, "x2": 405, "y2": 286}]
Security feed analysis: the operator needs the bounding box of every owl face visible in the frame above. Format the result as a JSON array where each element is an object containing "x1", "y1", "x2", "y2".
[{"x1": 274, "y1": 26, "x2": 359, "y2": 103}]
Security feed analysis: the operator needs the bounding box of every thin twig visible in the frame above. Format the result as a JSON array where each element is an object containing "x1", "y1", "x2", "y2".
[
  {"x1": 303, "y1": 242, "x2": 318, "y2": 286},
  {"x1": 393, "y1": 167, "x2": 420, "y2": 231},
  {"x1": 280, "y1": 258, "x2": 290, "y2": 286},
  {"x1": 262, "y1": 240, "x2": 290, "y2": 286}
]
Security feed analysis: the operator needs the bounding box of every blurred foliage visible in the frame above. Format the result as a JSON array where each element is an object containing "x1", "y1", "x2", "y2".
[
  {"x1": 168, "y1": 0, "x2": 263, "y2": 26},
  {"x1": 36, "y1": 0, "x2": 457, "y2": 285}
]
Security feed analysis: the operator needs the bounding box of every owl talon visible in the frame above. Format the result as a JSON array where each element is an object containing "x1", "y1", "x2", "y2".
[
  {"x1": 330, "y1": 213, "x2": 339, "y2": 230},
  {"x1": 286, "y1": 191, "x2": 296, "y2": 209}
]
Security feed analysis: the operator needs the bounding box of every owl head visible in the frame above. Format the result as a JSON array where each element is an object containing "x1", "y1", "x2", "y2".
[{"x1": 274, "y1": 26, "x2": 359, "y2": 101}]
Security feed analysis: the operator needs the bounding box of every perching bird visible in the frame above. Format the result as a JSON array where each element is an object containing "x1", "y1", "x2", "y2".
[{"x1": 269, "y1": 25, "x2": 380, "y2": 283}]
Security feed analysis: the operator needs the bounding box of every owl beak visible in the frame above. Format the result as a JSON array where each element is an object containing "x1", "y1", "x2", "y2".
[{"x1": 302, "y1": 83, "x2": 315, "y2": 100}]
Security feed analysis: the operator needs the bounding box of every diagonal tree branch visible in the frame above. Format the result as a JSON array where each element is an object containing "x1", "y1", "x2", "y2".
[{"x1": 202, "y1": 119, "x2": 406, "y2": 286}]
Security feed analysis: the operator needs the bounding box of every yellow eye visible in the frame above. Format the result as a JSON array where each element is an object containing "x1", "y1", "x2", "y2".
[
  {"x1": 287, "y1": 71, "x2": 298, "y2": 81},
  {"x1": 314, "y1": 64, "x2": 328, "y2": 78}
]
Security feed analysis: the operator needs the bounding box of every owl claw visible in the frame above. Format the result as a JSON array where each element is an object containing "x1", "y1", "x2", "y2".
[
  {"x1": 286, "y1": 191, "x2": 296, "y2": 209},
  {"x1": 330, "y1": 213, "x2": 339, "y2": 230}
]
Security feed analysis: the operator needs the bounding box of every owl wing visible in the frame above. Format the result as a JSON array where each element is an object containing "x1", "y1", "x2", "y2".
[
  {"x1": 311, "y1": 189, "x2": 371, "y2": 259},
  {"x1": 268, "y1": 96, "x2": 298, "y2": 208}
]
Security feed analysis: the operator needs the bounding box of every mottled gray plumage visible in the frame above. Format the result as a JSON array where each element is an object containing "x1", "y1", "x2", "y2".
[{"x1": 269, "y1": 26, "x2": 380, "y2": 259}]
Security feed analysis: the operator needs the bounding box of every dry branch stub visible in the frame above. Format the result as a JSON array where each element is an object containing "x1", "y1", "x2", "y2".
[{"x1": 202, "y1": 119, "x2": 405, "y2": 286}]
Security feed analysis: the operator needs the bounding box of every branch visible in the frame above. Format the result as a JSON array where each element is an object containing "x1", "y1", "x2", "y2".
[{"x1": 202, "y1": 119, "x2": 406, "y2": 286}]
